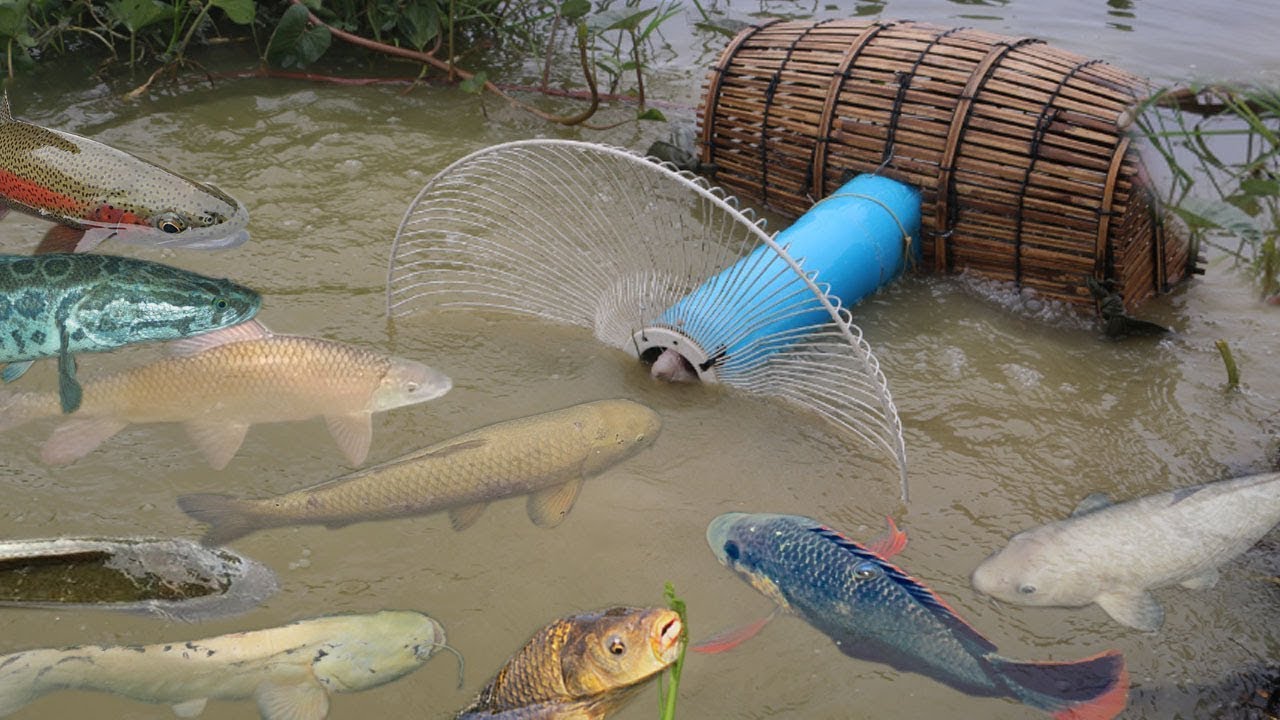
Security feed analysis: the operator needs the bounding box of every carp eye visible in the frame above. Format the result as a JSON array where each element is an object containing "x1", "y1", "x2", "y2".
[
  {"x1": 723, "y1": 541, "x2": 740, "y2": 562},
  {"x1": 154, "y1": 213, "x2": 187, "y2": 234},
  {"x1": 1018, "y1": 584, "x2": 1037, "y2": 595},
  {"x1": 406, "y1": 382, "x2": 420, "y2": 393},
  {"x1": 607, "y1": 636, "x2": 626, "y2": 655},
  {"x1": 853, "y1": 562, "x2": 879, "y2": 579}
]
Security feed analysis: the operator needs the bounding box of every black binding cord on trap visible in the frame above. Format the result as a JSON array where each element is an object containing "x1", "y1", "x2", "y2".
[{"x1": 759, "y1": 19, "x2": 836, "y2": 207}]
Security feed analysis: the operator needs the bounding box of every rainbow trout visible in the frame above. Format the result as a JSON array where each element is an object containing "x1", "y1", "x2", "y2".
[
  {"x1": 179, "y1": 399, "x2": 661, "y2": 545},
  {"x1": 0, "y1": 253, "x2": 260, "y2": 413},
  {"x1": 707, "y1": 513, "x2": 1130, "y2": 720},
  {"x1": 0, "y1": 320, "x2": 451, "y2": 468},
  {"x1": 0, "y1": 610, "x2": 445, "y2": 719},
  {"x1": 456, "y1": 606, "x2": 682, "y2": 720},
  {"x1": 971, "y1": 471, "x2": 1280, "y2": 632},
  {"x1": 0, "y1": 96, "x2": 249, "y2": 253}
]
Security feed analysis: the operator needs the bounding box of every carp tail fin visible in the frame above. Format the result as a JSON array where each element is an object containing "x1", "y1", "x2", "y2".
[
  {"x1": 177, "y1": 493, "x2": 262, "y2": 546},
  {"x1": 989, "y1": 649, "x2": 1128, "y2": 720}
]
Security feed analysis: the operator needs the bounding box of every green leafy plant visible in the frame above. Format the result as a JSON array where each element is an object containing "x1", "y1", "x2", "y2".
[
  {"x1": 657, "y1": 581, "x2": 688, "y2": 720},
  {"x1": 1133, "y1": 84, "x2": 1280, "y2": 299}
]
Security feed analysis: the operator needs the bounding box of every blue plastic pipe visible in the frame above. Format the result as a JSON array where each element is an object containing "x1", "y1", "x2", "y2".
[{"x1": 651, "y1": 174, "x2": 921, "y2": 372}]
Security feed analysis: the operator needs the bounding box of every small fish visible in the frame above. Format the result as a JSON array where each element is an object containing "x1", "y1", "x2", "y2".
[
  {"x1": 0, "y1": 95, "x2": 250, "y2": 253},
  {"x1": 0, "y1": 320, "x2": 451, "y2": 468},
  {"x1": 707, "y1": 512, "x2": 1129, "y2": 719},
  {"x1": 178, "y1": 398, "x2": 661, "y2": 545},
  {"x1": 0, "y1": 253, "x2": 260, "y2": 413},
  {"x1": 971, "y1": 471, "x2": 1280, "y2": 632},
  {"x1": 456, "y1": 606, "x2": 682, "y2": 720},
  {"x1": 0, "y1": 610, "x2": 446, "y2": 719}
]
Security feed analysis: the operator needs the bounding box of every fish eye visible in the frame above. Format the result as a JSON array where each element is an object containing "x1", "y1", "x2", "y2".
[
  {"x1": 723, "y1": 541, "x2": 740, "y2": 561},
  {"x1": 607, "y1": 636, "x2": 626, "y2": 655},
  {"x1": 854, "y1": 562, "x2": 879, "y2": 579},
  {"x1": 212, "y1": 297, "x2": 229, "y2": 310},
  {"x1": 406, "y1": 382, "x2": 419, "y2": 392},
  {"x1": 154, "y1": 213, "x2": 187, "y2": 234},
  {"x1": 1018, "y1": 584, "x2": 1037, "y2": 595}
]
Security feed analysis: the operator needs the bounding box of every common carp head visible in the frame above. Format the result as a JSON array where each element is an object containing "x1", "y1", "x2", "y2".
[
  {"x1": 311, "y1": 611, "x2": 446, "y2": 692},
  {"x1": 370, "y1": 357, "x2": 453, "y2": 412},
  {"x1": 970, "y1": 527, "x2": 1096, "y2": 607},
  {"x1": 579, "y1": 399, "x2": 661, "y2": 474},
  {"x1": 558, "y1": 606, "x2": 682, "y2": 698},
  {"x1": 75, "y1": 261, "x2": 261, "y2": 345}
]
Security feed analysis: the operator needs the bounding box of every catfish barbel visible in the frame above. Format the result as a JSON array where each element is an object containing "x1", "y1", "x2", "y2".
[
  {"x1": 0, "y1": 96, "x2": 250, "y2": 253},
  {"x1": 0, "y1": 253, "x2": 261, "y2": 413},
  {"x1": 179, "y1": 399, "x2": 661, "y2": 545},
  {"x1": 0, "y1": 610, "x2": 446, "y2": 719}
]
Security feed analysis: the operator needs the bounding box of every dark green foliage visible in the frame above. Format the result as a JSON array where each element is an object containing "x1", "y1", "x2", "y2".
[{"x1": 266, "y1": 3, "x2": 330, "y2": 69}]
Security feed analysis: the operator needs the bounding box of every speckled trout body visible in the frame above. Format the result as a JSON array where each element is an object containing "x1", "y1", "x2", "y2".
[
  {"x1": 0, "y1": 96, "x2": 249, "y2": 252},
  {"x1": 0, "y1": 321, "x2": 451, "y2": 468},
  {"x1": 179, "y1": 399, "x2": 661, "y2": 545},
  {"x1": 0, "y1": 253, "x2": 260, "y2": 413},
  {"x1": 0, "y1": 610, "x2": 445, "y2": 719}
]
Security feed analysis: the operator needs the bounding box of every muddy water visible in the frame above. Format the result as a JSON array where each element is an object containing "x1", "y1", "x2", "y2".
[{"x1": 1, "y1": 1, "x2": 1278, "y2": 718}]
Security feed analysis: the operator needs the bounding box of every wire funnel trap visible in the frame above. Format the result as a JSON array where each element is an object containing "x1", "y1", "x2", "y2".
[{"x1": 387, "y1": 140, "x2": 909, "y2": 501}]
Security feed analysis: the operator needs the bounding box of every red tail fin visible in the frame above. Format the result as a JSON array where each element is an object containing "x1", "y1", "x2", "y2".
[
  {"x1": 988, "y1": 649, "x2": 1128, "y2": 720},
  {"x1": 865, "y1": 516, "x2": 908, "y2": 559},
  {"x1": 690, "y1": 610, "x2": 777, "y2": 654}
]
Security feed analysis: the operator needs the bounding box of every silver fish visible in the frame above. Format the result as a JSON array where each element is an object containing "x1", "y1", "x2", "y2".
[{"x1": 970, "y1": 471, "x2": 1280, "y2": 631}]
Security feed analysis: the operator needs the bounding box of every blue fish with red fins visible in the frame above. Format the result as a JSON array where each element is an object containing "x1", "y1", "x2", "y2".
[{"x1": 703, "y1": 513, "x2": 1129, "y2": 719}]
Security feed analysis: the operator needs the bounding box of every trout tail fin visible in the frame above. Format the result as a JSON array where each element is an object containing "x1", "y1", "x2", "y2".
[
  {"x1": 176, "y1": 493, "x2": 262, "y2": 546},
  {"x1": 0, "y1": 649, "x2": 58, "y2": 716},
  {"x1": 988, "y1": 649, "x2": 1128, "y2": 720}
]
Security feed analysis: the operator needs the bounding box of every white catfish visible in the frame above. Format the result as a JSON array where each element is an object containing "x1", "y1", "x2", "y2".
[
  {"x1": 970, "y1": 471, "x2": 1280, "y2": 631},
  {"x1": 0, "y1": 610, "x2": 445, "y2": 719}
]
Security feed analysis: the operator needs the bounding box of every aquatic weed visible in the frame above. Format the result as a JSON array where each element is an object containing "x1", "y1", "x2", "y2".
[{"x1": 658, "y1": 581, "x2": 688, "y2": 720}]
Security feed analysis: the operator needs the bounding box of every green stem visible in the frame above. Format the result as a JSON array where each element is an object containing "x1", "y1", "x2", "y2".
[
  {"x1": 1215, "y1": 339, "x2": 1240, "y2": 389},
  {"x1": 658, "y1": 582, "x2": 688, "y2": 720},
  {"x1": 173, "y1": 0, "x2": 213, "y2": 63}
]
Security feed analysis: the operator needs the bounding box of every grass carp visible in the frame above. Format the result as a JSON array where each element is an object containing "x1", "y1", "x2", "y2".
[
  {"x1": 0, "y1": 320, "x2": 451, "y2": 468},
  {"x1": 707, "y1": 512, "x2": 1129, "y2": 719},
  {"x1": 456, "y1": 606, "x2": 682, "y2": 720},
  {"x1": 0, "y1": 96, "x2": 249, "y2": 253},
  {"x1": 0, "y1": 610, "x2": 446, "y2": 719},
  {"x1": 0, "y1": 253, "x2": 260, "y2": 413},
  {"x1": 178, "y1": 398, "x2": 661, "y2": 545},
  {"x1": 971, "y1": 471, "x2": 1280, "y2": 632}
]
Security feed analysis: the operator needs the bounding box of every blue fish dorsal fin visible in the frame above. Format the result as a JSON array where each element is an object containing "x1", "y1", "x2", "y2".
[
  {"x1": 809, "y1": 525, "x2": 998, "y2": 654},
  {"x1": 1072, "y1": 492, "x2": 1113, "y2": 517}
]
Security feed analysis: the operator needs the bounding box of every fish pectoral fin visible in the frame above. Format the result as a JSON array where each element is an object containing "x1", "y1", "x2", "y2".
[
  {"x1": 40, "y1": 416, "x2": 128, "y2": 465},
  {"x1": 691, "y1": 608, "x2": 779, "y2": 654},
  {"x1": 526, "y1": 477, "x2": 585, "y2": 529},
  {"x1": 56, "y1": 328, "x2": 82, "y2": 414},
  {"x1": 1179, "y1": 567, "x2": 1220, "y2": 590},
  {"x1": 1071, "y1": 492, "x2": 1113, "y2": 517},
  {"x1": 1095, "y1": 589, "x2": 1164, "y2": 632},
  {"x1": 185, "y1": 420, "x2": 251, "y2": 470},
  {"x1": 34, "y1": 224, "x2": 88, "y2": 254},
  {"x1": 165, "y1": 320, "x2": 273, "y2": 357},
  {"x1": 171, "y1": 697, "x2": 209, "y2": 717},
  {"x1": 255, "y1": 680, "x2": 330, "y2": 720},
  {"x1": 1, "y1": 360, "x2": 34, "y2": 383},
  {"x1": 325, "y1": 412, "x2": 373, "y2": 467},
  {"x1": 449, "y1": 503, "x2": 488, "y2": 531},
  {"x1": 421, "y1": 438, "x2": 487, "y2": 459},
  {"x1": 73, "y1": 227, "x2": 117, "y2": 253}
]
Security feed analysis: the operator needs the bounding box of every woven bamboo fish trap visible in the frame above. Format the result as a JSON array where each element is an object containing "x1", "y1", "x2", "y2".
[{"x1": 698, "y1": 19, "x2": 1192, "y2": 311}]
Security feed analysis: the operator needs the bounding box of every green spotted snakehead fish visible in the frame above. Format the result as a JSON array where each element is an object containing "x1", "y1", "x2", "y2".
[
  {"x1": 0, "y1": 610, "x2": 446, "y2": 719},
  {"x1": 456, "y1": 606, "x2": 682, "y2": 719},
  {"x1": 0, "y1": 253, "x2": 260, "y2": 413},
  {"x1": 705, "y1": 512, "x2": 1130, "y2": 720},
  {"x1": 0, "y1": 95, "x2": 249, "y2": 253}
]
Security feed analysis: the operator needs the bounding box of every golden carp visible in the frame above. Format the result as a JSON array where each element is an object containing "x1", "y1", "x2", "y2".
[
  {"x1": 0, "y1": 320, "x2": 451, "y2": 469},
  {"x1": 0, "y1": 610, "x2": 445, "y2": 719},
  {"x1": 0, "y1": 96, "x2": 249, "y2": 253},
  {"x1": 178, "y1": 398, "x2": 661, "y2": 545},
  {"x1": 456, "y1": 606, "x2": 682, "y2": 720}
]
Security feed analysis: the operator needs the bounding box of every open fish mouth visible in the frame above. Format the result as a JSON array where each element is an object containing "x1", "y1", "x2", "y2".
[{"x1": 652, "y1": 611, "x2": 683, "y2": 662}]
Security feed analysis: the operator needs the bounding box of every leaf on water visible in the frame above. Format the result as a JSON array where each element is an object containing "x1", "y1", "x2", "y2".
[
  {"x1": 267, "y1": 4, "x2": 332, "y2": 69},
  {"x1": 1171, "y1": 196, "x2": 1263, "y2": 243},
  {"x1": 459, "y1": 71, "x2": 488, "y2": 95},
  {"x1": 589, "y1": 6, "x2": 658, "y2": 33},
  {"x1": 637, "y1": 108, "x2": 666, "y2": 122},
  {"x1": 210, "y1": 0, "x2": 255, "y2": 25},
  {"x1": 560, "y1": 0, "x2": 590, "y2": 21}
]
